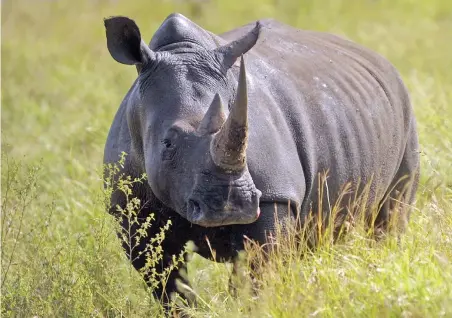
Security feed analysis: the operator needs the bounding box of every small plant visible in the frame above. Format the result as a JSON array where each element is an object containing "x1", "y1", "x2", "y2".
[
  {"x1": 0, "y1": 149, "x2": 187, "y2": 317},
  {"x1": 103, "y1": 152, "x2": 187, "y2": 313},
  {"x1": 1, "y1": 151, "x2": 45, "y2": 316}
]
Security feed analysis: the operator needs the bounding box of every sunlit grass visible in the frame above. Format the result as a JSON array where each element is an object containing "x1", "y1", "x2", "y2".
[{"x1": 2, "y1": 0, "x2": 451, "y2": 317}]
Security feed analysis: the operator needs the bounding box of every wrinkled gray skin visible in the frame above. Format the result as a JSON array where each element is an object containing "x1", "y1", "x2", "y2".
[{"x1": 103, "y1": 13, "x2": 420, "y2": 310}]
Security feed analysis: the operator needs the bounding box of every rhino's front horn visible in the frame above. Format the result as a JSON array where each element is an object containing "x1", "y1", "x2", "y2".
[{"x1": 211, "y1": 55, "x2": 249, "y2": 171}]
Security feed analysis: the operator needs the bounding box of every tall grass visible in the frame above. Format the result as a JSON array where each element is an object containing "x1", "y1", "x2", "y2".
[{"x1": 2, "y1": 0, "x2": 452, "y2": 317}]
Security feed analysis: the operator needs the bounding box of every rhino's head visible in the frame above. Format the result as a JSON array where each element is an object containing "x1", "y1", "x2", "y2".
[{"x1": 104, "y1": 14, "x2": 262, "y2": 227}]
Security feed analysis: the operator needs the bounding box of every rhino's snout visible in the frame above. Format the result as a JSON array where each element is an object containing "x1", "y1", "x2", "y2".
[
  {"x1": 186, "y1": 167, "x2": 262, "y2": 227},
  {"x1": 187, "y1": 195, "x2": 261, "y2": 227}
]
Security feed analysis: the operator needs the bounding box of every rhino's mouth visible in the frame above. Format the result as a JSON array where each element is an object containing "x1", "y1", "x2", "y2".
[{"x1": 186, "y1": 198, "x2": 261, "y2": 227}]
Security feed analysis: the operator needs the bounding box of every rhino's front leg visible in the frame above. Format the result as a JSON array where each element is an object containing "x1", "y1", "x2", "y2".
[
  {"x1": 116, "y1": 210, "x2": 196, "y2": 315},
  {"x1": 229, "y1": 201, "x2": 297, "y2": 295},
  {"x1": 145, "y1": 247, "x2": 195, "y2": 315}
]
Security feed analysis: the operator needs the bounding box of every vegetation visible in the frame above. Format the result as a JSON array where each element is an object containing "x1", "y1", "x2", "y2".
[{"x1": 2, "y1": 0, "x2": 451, "y2": 316}]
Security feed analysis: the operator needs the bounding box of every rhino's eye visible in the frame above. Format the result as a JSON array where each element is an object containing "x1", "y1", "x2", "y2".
[{"x1": 161, "y1": 139, "x2": 172, "y2": 148}]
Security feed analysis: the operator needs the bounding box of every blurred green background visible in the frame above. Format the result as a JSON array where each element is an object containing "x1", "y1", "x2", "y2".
[{"x1": 2, "y1": 0, "x2": 451, "y2": 317}]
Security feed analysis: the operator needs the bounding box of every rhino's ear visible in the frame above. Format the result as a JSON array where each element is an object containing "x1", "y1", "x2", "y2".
[
  {"x1": 214, "y1": 21, "x2": 261, "y2": 70},
  {"x1": 104, "y1": 16, "x2": 155, "y2": 69}
]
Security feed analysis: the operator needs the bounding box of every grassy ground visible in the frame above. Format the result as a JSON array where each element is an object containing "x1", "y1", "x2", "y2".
[{"x1": 2, "y1": 0, "x2": 451, "y2": 317}]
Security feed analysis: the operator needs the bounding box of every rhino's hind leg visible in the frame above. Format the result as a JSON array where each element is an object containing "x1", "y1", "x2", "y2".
[{"x1": 374, "y1": 132, "x2": 420, "y2": 237}]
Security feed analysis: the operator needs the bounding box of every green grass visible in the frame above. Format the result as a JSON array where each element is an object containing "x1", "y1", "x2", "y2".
[{"x1": 2, "y1": 0, "x2": 452, "y2": 317}]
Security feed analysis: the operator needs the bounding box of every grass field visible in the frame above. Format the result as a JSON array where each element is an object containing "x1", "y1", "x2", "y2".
[{"x1": 2, "y1": 0, "x2": 452, "y2": 317}]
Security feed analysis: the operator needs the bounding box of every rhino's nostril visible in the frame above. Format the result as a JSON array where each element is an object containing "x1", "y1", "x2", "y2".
[
  {"x1": 193, "y1": 200, "x2": 200, "y2": 212},
  {"x1": 189, "y1": 199, "x2": 202, "y2": 219}
]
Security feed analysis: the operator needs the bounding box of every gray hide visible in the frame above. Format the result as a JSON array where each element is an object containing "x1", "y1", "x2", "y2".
[{"x1": 103, "y1": 13, "x2": 420, "y2": 309}]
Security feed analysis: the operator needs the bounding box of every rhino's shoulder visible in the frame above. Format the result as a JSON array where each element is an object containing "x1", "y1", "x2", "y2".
[{"x1": 240, "y1": 19, "x2": 402, "y2": 87}]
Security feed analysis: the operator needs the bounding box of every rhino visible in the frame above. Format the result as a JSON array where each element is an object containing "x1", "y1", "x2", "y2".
[{"x1": 103, "y1": 13, "x2": 420, "y2": 309}]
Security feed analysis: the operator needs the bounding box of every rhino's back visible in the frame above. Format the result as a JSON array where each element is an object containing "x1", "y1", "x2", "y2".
[{"x1": 221, "y1": 20, "x2": 416, "y2": 213}]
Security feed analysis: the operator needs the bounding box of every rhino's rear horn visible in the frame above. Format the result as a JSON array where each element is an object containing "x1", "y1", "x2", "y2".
[
  {"x1": 211, "y1": 56, "x2": 249, "y2": 171},
  {"x1": 197, "y1": 93, "x2": 226, "y2": 135},
  {"x1": 214, "y1": 21, "x2": 261, "y2": 69}
]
